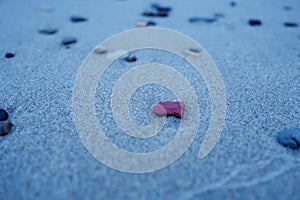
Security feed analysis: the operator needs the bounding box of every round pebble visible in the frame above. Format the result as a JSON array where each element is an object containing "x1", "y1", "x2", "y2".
[
  {"x1": 62, "y1": 36, "x2": 77, "y2": 46},
  {"x1": 5, "y1": 52, "x2": 15, "y2": 58},
  {"x1": 0, "y1": 109, "x2": 9, "y2": 121}
]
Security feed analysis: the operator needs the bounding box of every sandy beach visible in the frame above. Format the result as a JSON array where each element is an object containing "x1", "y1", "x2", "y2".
[{"x1": 0, "y1": 0, "x2": 300, "y2": 199}]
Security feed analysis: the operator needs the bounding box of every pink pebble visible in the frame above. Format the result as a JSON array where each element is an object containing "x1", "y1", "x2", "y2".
[{"x1": 153, "y1": 102, "x2": 185, "y2": 118}]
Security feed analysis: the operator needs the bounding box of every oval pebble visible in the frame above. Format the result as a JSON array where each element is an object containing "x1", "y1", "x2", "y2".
[
  {"x1": 248, "y1": 19, "x2": 262, "y2": 26},
  {"x1": 70, "y1": 15, "x2": 88, "y2": 23},
  {"x1": 277, "y1": 128, "x2": 300, "y2": 149},
  {"x1": 39, "y1": 28, "x2": 58, "y2": 35},
  {"x1": 94, "y1": 46, "x2": 107, "y2": 54},
  {"x1": 62, "y1": 36, "x2": 77, "y2": 46},
  {"x1": 5, "y1": 52, "x2": 15, "y2": 58},
  {"x1": 146, "y1": 21, "x2": 156, "y2": 26},
  {"x1": 283, "y1": 22, "x2": 298, "y2": 27},
  {"x1": 124, "y1": 55, "x2": 137, "y2": 62},
  {"x1": 0, "y1": 109, "x2": 9, "y2": 121}
]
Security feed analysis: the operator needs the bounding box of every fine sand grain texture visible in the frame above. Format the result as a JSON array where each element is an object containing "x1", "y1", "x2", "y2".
[{"x1": 0, "y1": 0, "x2": 300, "y2": 199}]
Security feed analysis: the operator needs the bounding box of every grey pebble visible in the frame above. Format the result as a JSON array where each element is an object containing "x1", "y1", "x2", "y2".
[{"x1": 39, "y1": 28, "x2": 58, "y2": 35}]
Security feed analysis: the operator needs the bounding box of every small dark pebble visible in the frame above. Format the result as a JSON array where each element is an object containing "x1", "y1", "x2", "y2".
[
  {"x1": 5, "y1": 52, "x2": 15, "y2": 59},
  {"x1": 62, "y1": 36, "x2": 77, "y2": 46},
  {"x1": 0, "y1": 109, "x2": 9, "y2": 121},
  {"x1": 156, "y1": 11, "x2": 168, "y2": 17},
  {"x1": 189, "y1": 17, "x2": 217, "y2": 23},
  {"x1": 283, "y1": 22, "x2": 298, "y2": 27},
  {"x1": 248, "y1": 19, "x2": 262, "y2": 26},
  {"x1": 189, "y1": 48, "x2": 201, "y2": 53},
  {"x1": 283, "y1": 5, "x2": 292, "y2": 11},
  {"x1": 147, "y1": 21, "x2": 156, "y2": 26},
  {"x1": 142, "y1": 11, "x2": 156, "y2": 17},
  {"x1": 230, "y1": 1, "x2": 236, "y2": 7},
  {"x1": 0, "y1": 121, "x2": 13, "y2": 136},
  {"x1": 142, "y1": 11, "x2": 168, "y2": 17},
  {"x1": 151, "y1": 3, "x2": 172, "y2": 12},
  {"x1": 277, "y1": 128, "x2": 300, "y2": 149},
  {"x1": 124, "y1": 55, "x2": 137, "y2": 62},
  {"x1": 214, "y1": 12, "x2": 225, "y2": 19},
  {"x1": 39, "y1": 28, "x2": 58, "y2": 35},
  {"x1": 70, "y1": 15, "x2": 88, "y2": 23}
]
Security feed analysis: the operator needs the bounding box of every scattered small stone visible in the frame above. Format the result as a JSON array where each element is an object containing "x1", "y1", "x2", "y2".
[
  {"x1": 70, "y1": 15, "x2": 88, "y2": 23},
  {"x1": 283, "y1": 22, "x2": 298, "y2": 27},
  {"x1": 214, "y1": 12, "x2": 225, "y2": 19},
  {"x1": 230, "y1": 1, "x2": 236, "y2": 7},
  {"x1": 0, "y1": 121, "x2": 13, "y2": 136},
  {"x1": 136, "y1": 21, "x2": 156, "y2": 27},
  {"x1": 142, "y1": 3, "x2": 171, "y2": 18},
  {"x1": 124, "y1": 55, "x2": 137, "y2": 62},
  {"x1": 156, "y1": 11, "x2": 168, "y2": 17},
  {"x1": 94, "y1": 46, "x2": 107, "y2": 54},
  {"x1": 136, "y1": 21, "x2": 147, "y2": 27},
  {"x1": 142, "y1": 11, "x2": 169, "y2": 17},
  {"x1": 248, "y1": 19, "x2": 262, "y2": 26},
  {"x1": 146, "y1": 21, "x2": 156, "y2": 26},
  {"x1": 189, "y1": 48, "x2": 201, "y2": 53},
  {"x1": 153, "y1": 102, "x2": 185, "y2": 118},
  {"x1": 183, "y1": 48, "x2": 201, "y2": 57},
  {"x1": 283, "y1": 5, "x2": 292, "y2": 11},
  {"x1": 62, "y1": 36, "x2": 77, "y2": 46},
  {"x1": 40, "y1": 5, "x2": 53, "y2": 12},
  {"x1": 0, "y1": 109, "x2": 9, "y2": 121},
  {"x1": 142, "y1": 11, "x2": 156, "y2": 17},
  {"x1": 5, "y1": 52, "x2": 15, "y2": 59},
  {"x1": 277, "y1": 128, "x2": 300, "y2": 149},
  {"x1": 189, "y1": 17, "x2": 217, "y2": 23},
  {"x1": 38, "y1": 28, "x2": 58, "y2": 35},
  {"x1": 151, "y1": 3, "x2": 172, "y2": 12}
]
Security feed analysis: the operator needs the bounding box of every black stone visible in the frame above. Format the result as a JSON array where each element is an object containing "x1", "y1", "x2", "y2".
[
  {"x1": 189, "y1": 17, "x2": 217, "y2": 23},
  {"x1": 70, "y1": 16, "x2": 88, "y2": 23},
  {"x1": 62, "y1": 36, "x2": 77, "y2": 46},
  {"x1": 142, "y1": 11, "x2": 169, "y2": 17},
  {"x1": 284, "y1": 22, "x2": 298, "y2": 27},
  {"x1": 147, "y1": 21, "x2": 156, "y2": 26},
  {"x1": 5, "y1": 52, "x2": 15, "y2": 59},
  {"x1": 124, "y1": 55, "x2": 137, "y2": 62},
  {"x1": 142, "y1": 11, "x2": 156, "y2": 17},
  {"x1": 248, "y1": 19, "x2": 262, "y2": 26},
  {"x1": 0, "y1": 109, "x2": 9, "y2": 121},
  {"x1": 151, "y1": 3, "x2": 172, "y2": 12},
  {"x1": 39, "y1": 28, "x2": 58, "y2": 35},
  {"x1": 156, "y1": 11, "x2": 168, "y2": 17}
]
